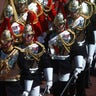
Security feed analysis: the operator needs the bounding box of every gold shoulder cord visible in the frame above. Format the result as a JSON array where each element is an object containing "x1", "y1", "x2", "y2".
[
  {"x1": 76, "y1": 18, "x2": 91, "y2": 31},
  {"x1": 14, "y1": 46, "x2": 39, "y2": 61},
  {"x1": 25, "y1": 42, "x2": 46, "y2": 61},
  {"x1": 0, "y1": 49, "x2": 18, "y2": 75},
  {"x1": 16, "y1": 18, "x2": 26, "y2": 26},
  {"x1": 58, "y1": 29, "x2": 76, "y2": 53},
  {"x1": 30, "y1": 11, "x2": 38, "y2": 24},
  {"x1": 36, "y1": 1, "x2": 43, "y2": 17},
  {"x1": 14, "y1": 46, "x2": 25, "y2": 53},
  {"x1": 14, "y1": 42, "x2": 46, "y2": 61}
]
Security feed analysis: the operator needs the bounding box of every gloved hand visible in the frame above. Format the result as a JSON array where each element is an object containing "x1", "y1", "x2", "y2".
[
  {"x1": 46, "y1": 81, "x2": 53, "y2": 94},
  {"x1": 22, "y1": 91, "x2": 29, "y2": 96},
  {"x1": 74, "y1": 68, "x2": 82, "y2": 79},
  {"x1": 87, "y1": 56, "x2": 93, "y2": 67}
]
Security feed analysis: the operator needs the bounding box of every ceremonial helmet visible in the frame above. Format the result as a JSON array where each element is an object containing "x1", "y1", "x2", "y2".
[
  {"x1": 0, "y1": 29, "x2": 13, "y2": 43},
  {"x1": 54, "y1": 13, "x2": 66, "y2": 27},
  {"x1": 89, "y1": 0, "x2": 96, "y2": 14},
  {"x1": 15, "y1": 0, "x2": 27, "y2": 4},
  {"x1": 4, "y1": 4, "x2": 13, "y2": 17},
  {"x1": 14, "y1": 0, "x2": 28, "y2": 13},
  {"x1": 89, "y1": 0, "x2": 96, "y2": 4},
  {"x1": 68, "y1": 0, "x2": 80, "y2": 13},
  {"x1": 79, "y1": 1, "x2": 93, "y2": 19},
  {"x1": 23, "y1": 24, "x2": 35, "y2": 37}
]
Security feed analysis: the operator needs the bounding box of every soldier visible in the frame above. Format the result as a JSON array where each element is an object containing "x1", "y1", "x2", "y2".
[
  {"x1": 1, "y1": 3, "x2": 25, "y2": 45},
  {"x1": 38, "y1": 0, "x2": 57, "y2": 30},
  {"x1": 27, "y1": 0, "x2": 48, "y2": 43},
  {"x1": 13, "y1": 0, "x2": 43, "y2": 43},
  {"x1": 86, "y1": 12, "x2": 96, "y2": 76},
  {"x1": 44, "y1": 12, "x2": 76, "y2": 96},
  {"x1": 53, "y1": 0, "x2": 70, "y2": 18},
  {"x1": 68, "y1": 0, "x2": 94, "y2": 96},
  {"x1": 0, "y1": 29, "x2": 24, "y2": 96},
  {"x1": 19, "y1": 24, "x2": 53, "y2": 96}
]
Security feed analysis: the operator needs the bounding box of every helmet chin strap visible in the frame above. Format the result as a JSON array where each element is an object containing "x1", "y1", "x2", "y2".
[
  {"x1": 24, "y1": 38, "x2": 34, "y2": 46},
  {"x1": 3, "y1": 44, "x2": 13, "y2": 53}
]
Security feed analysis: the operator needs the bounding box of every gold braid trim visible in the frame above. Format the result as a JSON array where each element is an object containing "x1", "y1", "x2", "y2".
[
  {"x1": 58, "y1": 35, "x2": 70, "y2": 53},
  {"x1": 16, "y1": 19, "x2": 25, "y2": 26},
  {"x1": 16, "y1": 17, "x2": 26, "y2": 25},
  {"x1": 36, "y1": 1, "x2": 43, "y2": 17},
  {"x1": 14, "y1": 42, "x2": 46, "y2": 61},
  {"x1": 14, "y1": 46, "x2": 39, "y2": 61},
  {"x1": 0, "y1": 49, "x2": 18, "y2": 76},
  {"x1": 76, "y1": 18, "x2": 90, "y2": 30},
  {"x1": 14, "y1": 46, "x2": 25, "y2": 53},
  {"x1": 64, "y1": 29, "x2": 76, "y2": 46},
  {"x1": 58, "y1": 29, "x2": 76, "y2": 53},
  {"x1": 25, "y1": 42, "x2": 45, "y2": 61},
  {"x1": 43, "y1": 0, "x2": 52, "y2": 12}
]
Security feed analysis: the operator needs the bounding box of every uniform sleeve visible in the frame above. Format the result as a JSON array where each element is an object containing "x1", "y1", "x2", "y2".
[
  {"x1": 86, "y1": 24, "x2": 95, "y2": 44},
  {"x1": 39, "y1": 52, "x2": 52, "y2": 68},
  {"x1": 17, "y1": 52, "x2": 33, "y2": 80}
]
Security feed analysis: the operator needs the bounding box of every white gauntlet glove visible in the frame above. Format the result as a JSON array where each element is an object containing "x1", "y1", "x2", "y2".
[
  {"x1": 87, "y1": 56, "x2": 93, "y2": 67},
  {"x1": 44, "y1": 67, "x2": 53, "y2": 94},
  {"x1": 22, "y1": 91, "x2": 29, "y2": 96},
  {"x1": 46, "y1": 81, "x2": 53, "y2": 94},
  {"x1": 88, "y1": 44, "x2": 95, "y2": 67},
  {"x1": 22, "y1": 80, "x2": 33, "y2": 96},
  {"x1": 74, "y1": 68, "x2": 82, "y2": 79}
]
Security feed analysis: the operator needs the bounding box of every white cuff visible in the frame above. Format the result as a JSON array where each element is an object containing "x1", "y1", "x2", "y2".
[
  {"x1": 44, "y1": 68, "x2": 53, "y2": 81},
  {"x1": 24, "y1": 80, "x2": 33, "y2": 92},
  {"x1": 88, "y1": 44, "x2": 95, "y2": 56}
]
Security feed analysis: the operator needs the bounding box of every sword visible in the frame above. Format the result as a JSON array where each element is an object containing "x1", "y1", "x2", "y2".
[
  {"x1": 60, "y1": 74, "x2": 75, "y2": 96},
  {"x1": 42, "y1": 86, "x2": 48, "y2": 96}
]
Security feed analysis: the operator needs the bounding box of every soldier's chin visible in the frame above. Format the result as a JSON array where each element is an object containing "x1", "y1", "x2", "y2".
[
  {"x1": 2, "y1": 45, "x2": 8, "y2": 48},
  {"x1": 25, "y1": 41, "x2": 32, "y2": 45}
]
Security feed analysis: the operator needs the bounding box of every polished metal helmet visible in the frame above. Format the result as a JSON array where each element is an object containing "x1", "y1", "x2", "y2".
[
  {"x1": 54, "y1": 13, "x2": 66, "y2": 27},
  {"x1": 79, "y1": 1, "x2": 93, "y2": 19},
  {"x1": 4, "y1": 4, "x2": 13, "y2": 17},
  {"x1": 89, "y1": 0, "x2": 96, "y2": 13},
  {"x1": 89, "y1": 0, "x2": 96, "y2": 4},
  {"x1": 68, "y1": 0, "x2": 80, "y2": 12},
  {"x1": 23, "y1": 24, "x2": 35, "y2": 37},
  {"x1": 15, "y1": 0, "x2": 27, "y2": 4},
  {"x1": 1, "y1": 30, "x2": 13, "y2": 41}
]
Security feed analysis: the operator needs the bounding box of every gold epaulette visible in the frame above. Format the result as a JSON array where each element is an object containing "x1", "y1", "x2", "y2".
[
  {"x1": 58, "y1": 29, "x2": 76, "y2": 53},
  {"x1": 0, "y1": 49, "x2": 18, "y2": 75},
  {"x1": 26, "y1": 41, "x2": 46, "y2": 61}
]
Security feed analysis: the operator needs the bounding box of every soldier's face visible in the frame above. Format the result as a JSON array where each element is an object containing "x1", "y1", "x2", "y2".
[
  {"x1": 55, "y1": 23, "x2": 65, "y2": 32},
  {"x1": 16, "y1": 3, "x2": 27, "y2": 13},
  {"x1": 1, "y1": 40, "x2": 12, "y2": 49},
  {"x1": 24, "y1": 34, "x2": 34, "y2": 44}
]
